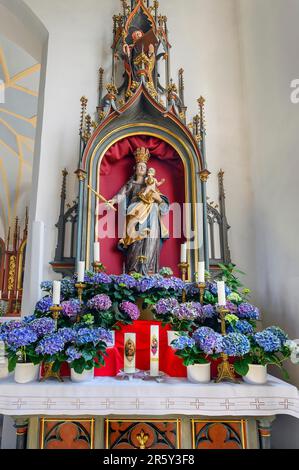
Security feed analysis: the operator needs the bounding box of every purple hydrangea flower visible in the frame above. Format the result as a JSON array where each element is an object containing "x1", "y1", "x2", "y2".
[
  {"x1": 265, "y1": 326, "x2": 288, "y2": 346},
  {"x1": 225, "y1": 301, "x2": 238, "y2": 315},
  {"x1": 120, "y1": 301, "x2": 140, "y2": 320},
  {"x1": 6, "y1": 326, "x2": 38, "y2": 350},
  {"x1": 35, "y1": 296, "x2": 53, "y2": 313},
  {"x1": 202, "y1": 304, "x2": 216, "y2": 318},
  {"x1": 35, "y1": 333, "x2": 65, "y2": 355},
  {"x1": 173, "y1": 335, "x2": 195, "y2": 350},
  {"x1": 66, "y1": 346, "x2": 82, "y2": 362},
  {"x1": 221, "y1": 332, "x2": 250, "y2": 356},
  {"x1": 88, "y1": 294, "x2": 112, "y2": 311},
  {"x1": 30, "y1": 318, "x2": 56, "y2": 337},
  {"x1": 96, "y1": 328, "x2": 113, "y2": 345},
  {"x1": 173, "y1": 302, "x2": 204, "y2": 321},
  {"x1": 193, "y1": 327, "x2": 223, "y2": 355},
  {"x1": 61, "y1": 299, "x2": 81, "y2": 318},
  {"x1": 254, "y1": 330, "x2": 281, "y2": 352},
  {"x1": 155, "y1": 298, "x2": 179, "y2": 315},
  {"x1": 238, "y1": 303, "x2": 260, "y2": 320},
  {"x1": 135, "y1": 276, "x2": 156, "y2": 293}
]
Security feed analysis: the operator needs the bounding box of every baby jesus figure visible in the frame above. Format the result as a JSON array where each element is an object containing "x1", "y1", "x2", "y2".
[{"x1": 138, "y1": 168, "x2": 165, "y2": 203}]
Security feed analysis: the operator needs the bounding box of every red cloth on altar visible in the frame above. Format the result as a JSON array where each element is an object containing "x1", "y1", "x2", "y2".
[{"x1": 96, "y1": 135, "x2": 185, "y2": 277}]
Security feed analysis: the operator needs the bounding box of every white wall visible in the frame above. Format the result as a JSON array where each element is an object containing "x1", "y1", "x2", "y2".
[
  {"x1": 23, "y1": 0, "x2": 255, "y2": 290},
  {"x1": 238, "y1": 0, "x2": 299, "y2": 448}
]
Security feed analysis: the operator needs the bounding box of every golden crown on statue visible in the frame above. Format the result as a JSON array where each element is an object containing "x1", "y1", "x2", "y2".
[{"x1": 134, "y1": 147, "x2": 150, "y2": 164}]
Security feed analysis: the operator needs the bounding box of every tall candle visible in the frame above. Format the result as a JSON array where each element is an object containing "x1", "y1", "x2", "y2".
[
  {"x1": 217, "y1": 281, "x2": 226, "y2": 306},
  {"x1": 150, "y1": 325, "x2": 159, "y2": 377},
  {"x1": 94, "y1": 242, "x2": 100, "y2": 262},
  {"x1": 198, "y1": 262, "x2": 205, "y2": 283},
  {"x1": 52, "y1": 281, "x2": 61, "y2": 305},
  {"x1": 124, "y1": 333, "x2": 136, "y2": 373},
  {"x1": 180, "y1": 243, "x2": 187, "y2": 263},
  {"x1": 77, "y1": 261, "x2": 85, "y2": 283}
]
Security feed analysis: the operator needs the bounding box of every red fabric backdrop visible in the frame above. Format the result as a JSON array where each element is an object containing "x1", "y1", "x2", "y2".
[{"x1": 97, "y1": 136, "x2": 185, "y2": 276}]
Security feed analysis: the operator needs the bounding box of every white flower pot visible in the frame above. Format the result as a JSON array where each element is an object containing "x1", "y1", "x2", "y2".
[
  {"x1": 243, "y1": 364, "x2": 268, "y2": 385},
  {"x1": 70, "y1": 367, "x2": 94, "y2": 383},
  {"x1": 14, "y1": 363, "x2": 40, "y2": 384},
  {"x1": 167, "y1": 331, "x2": 180, "y2": 347},
  {"x1": 106, "y1": 330, "x2": 115, "y2": 348},
  {"x1": 0, "y1": 357, "x2": 9, "y2": 379},
  {"x1": 187, "y1": 363, "x2": 211, "y2": 384}
]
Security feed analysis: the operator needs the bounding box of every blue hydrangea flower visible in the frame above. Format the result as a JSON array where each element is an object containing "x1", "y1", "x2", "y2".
[
  {"x1": 90, "y1": 272, "x2": 112, "y2": 284},
  {"x1": 36, "y1": 333, "x2": 65, "y2": 355},
  {"x1": 35, "y1": 296, "x2": 53, "y2": 313},
  {"x1": 40, "y1": 281, "x2": 53, "y2": 292},
  {"x1": 193, "y1": 327, "x2": 223, "y2": 355},
  {"x1": 155, "y1": 298, "x2": 179, "y2": 315},
  {"x1": 135, "y1": 276, "x2": 156, "y2": 293},
  {"x1": 208, "y1": 282, "x2": 218, "y2": 296},
  {"x1": 202, "y1": 304, "x2": 216, "y2": 318},
  {"x1": 172, "y1": 335, "x2": 195, "y2": 350},
  {"x1": 30, "y1": 318, "x2": 56, "y2": 337},
  {"x1": 238, "y1": 303, "x2": 260, "y2": 320},
  {"x1": 254, "y1": 330, "x2": 281, "y2": 352},
  {"x1": 173, "y1": 302, "x2": 204, "y2": 321},
  {"x1": 66, "y1": 346, "x2": 82, "y2": 362},
  {"x1": 6, "y1": 326, "x2": 38, "y2": 350},
  {"x1": 58, "y1": 328, "x2": 77, "y2": 343},
  {"x1": 227, "y1": 320, "x2": 254, "y2": 335},
  {"x1": 112, "y1": 274, "x2": 136, "y2": 288},
  {"x1": 96, "y1": 328, "x2": 113, "y2": 345},
  {"x1": 221, "y1": 332, "x2": 250, "y2": 356},
  {"x1": 76, "y1": 328, "x2": 99, "y2": 345},
  {"x1": 265, "y1": 326, "x2": 288, "y2": 346}
]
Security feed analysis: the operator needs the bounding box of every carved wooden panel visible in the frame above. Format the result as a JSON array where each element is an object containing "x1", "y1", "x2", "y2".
[
  {"x1": 105, "y1": 419, "x2": 181, "y2": 449},
  {"x1": 40, "y1": 418, "x2": 95, "y2": 449},
  {"x1": 192, "y1": 419, "x2": 247, "y2": 449}
]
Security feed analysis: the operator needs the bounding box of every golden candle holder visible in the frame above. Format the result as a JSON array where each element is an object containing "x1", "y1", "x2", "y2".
[
  {"x1": 40, "y1": 362, "x2": 63, "y2": 383},
  {"x1": 215, "y1": 306, "x2": 239, "y2": 383},
  {"x1": 198, "y1": 282, "x2": 206, "y2": 305},
  {"x1": 92, "y1": 262, "x2": 105, "y2": 273},
  {"x1": 49, "y1": 305, "x2": 63, "y2": 325},
  {"x1": 75, "y1": 282, "x2": 86, "y2": 323},
  {"x1": 178, "y1": 262, "x2": 189, "y2": 302}
]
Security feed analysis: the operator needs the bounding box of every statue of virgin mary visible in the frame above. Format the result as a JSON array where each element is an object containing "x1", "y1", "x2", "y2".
[{"x1": 109, "y1": 147, "x2": 169, "y2": 275}]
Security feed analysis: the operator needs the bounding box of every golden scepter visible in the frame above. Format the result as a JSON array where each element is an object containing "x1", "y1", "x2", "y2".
[{"x1": 87, "y1": 185, "x2": 117, "y2": 211}]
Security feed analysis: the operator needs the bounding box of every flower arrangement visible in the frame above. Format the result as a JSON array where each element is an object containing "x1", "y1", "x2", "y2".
[
  {"x1": 173, "y1": 328, "x2": 223, "y2": 365},
  {"x1": 233, "y1": 326, "x2": 292, "y2": 378},
  {"x1": 0, "y1": 317, "x2": 56, "y2": 372}
]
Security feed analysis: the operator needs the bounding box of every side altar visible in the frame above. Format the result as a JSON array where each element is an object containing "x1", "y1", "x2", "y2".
[{"x1": 1, "y1": 0, "x2": 298, "y2": 451}]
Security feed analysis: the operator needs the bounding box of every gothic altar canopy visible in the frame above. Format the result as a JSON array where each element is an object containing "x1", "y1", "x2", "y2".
[{"x1": 75, "y1": 0, "x2": 209, "y2": 278}]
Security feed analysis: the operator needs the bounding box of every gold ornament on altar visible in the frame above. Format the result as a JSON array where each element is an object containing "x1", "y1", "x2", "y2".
[{"x1": 134, "y1": 147, "x2": 150, "y2": 164}]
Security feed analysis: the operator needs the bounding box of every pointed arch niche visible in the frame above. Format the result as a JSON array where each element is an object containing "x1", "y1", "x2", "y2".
[{"x1": 81, "y1": 89, "x2": 204, "y2": 278}]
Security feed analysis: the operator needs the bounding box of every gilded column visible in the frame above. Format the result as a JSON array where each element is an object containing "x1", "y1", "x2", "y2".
[{"x1": 75, "y1": 168, "x2": 87, "y2": 265}]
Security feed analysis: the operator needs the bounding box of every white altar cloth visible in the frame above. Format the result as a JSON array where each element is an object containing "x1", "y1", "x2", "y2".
[{"x1": 0, "y1": 375, "x2": 298, "y2": 418}]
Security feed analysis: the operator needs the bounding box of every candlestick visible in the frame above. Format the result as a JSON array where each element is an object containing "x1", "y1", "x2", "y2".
[
  {"x1": 180, "y1": 243, "x2": 187, "y2": 263},
  {"x1": 92, "y1": 261, "x2": 105, "y2": 273},
  {"x1": 52, "y1": 280, "x2": 61, "y2": 306},
  {"x1": 94, "y1": 242, "x2": 100, "y2": 262},
  {"x1": 75, "y1": 282, "x2": 86, "y2": 307},
  {"x1": 40, "y1": 362, "x2": 63, "y2": 383},
  {"x1": 198, "y1": 282, "x2": 206, "y2": 305},
  {"x1": 178, "y1": 262, "x2": 189, "y2": 302},
  {"x1": 77, "y1": 261, "x2": 85, "y2": 283},
  {"x1": 50, "y1": 305, "x2": 63, "y2": 330},
  {"x1": 124, "y1": 333, "x2": 136, "y2": 373},
  {"x1": 217, "y1": 280, "x2": 226, "y2": 306},
  {"x1": 150, "y1": 326, "x2": 159, "y2": 377},
  {"x1": 215, "y1": 306, "x2": 239, "y2": 383}
]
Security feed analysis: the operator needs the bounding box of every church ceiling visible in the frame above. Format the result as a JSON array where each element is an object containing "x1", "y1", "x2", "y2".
[{"x1": 0, "y1": 33, "x2": 40, "y2": 239}]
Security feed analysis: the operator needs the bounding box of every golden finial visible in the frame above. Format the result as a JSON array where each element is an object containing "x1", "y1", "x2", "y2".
[
  {"x1": 134, "y1": 147, "x2": 150, "y2": 164},
  {"x1": 198, "y1": 96, "x2": 206, "y2": 131},
  {"x1": 79, "y1": 96, "x2": 88, "y2": 135}
]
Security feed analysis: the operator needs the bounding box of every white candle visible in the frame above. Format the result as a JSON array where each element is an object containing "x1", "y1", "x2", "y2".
[
  {"x1": 94, "y1": 242, "x2": 100, "y2": 262},
  {"x1": 52, "y1": 281, "x2": 61, "y2": 305},
  {"x1": 150, "y1": 326, "x2": 159, "y2": 377},
  {"x1": 180, "y1": 243, "x2": 187, "y2": 263},
  {"x1": 124, "y1": 333, "x2": 136, "y2": 373},
  {"x1": 77, "y1": 261, "x2": 85, "y2": 283},
  {"x1": 217, "y1": 281, "x2": 226, "y2": 306},
  {"x1": 198, "y1": 262, "x2": 205, "y2": 283}
]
